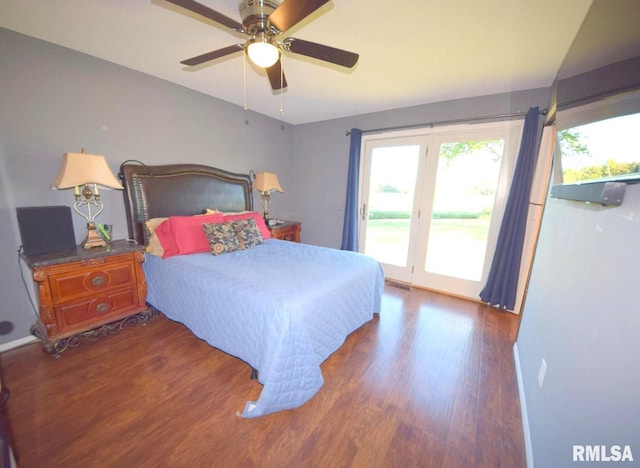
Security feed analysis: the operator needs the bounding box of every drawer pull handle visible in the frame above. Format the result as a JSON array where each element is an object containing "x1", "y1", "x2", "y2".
[
  {"x1": 92, "y1": 276, "x2": 106, "y2": 287},
  {"x1": 96, "y1": 303, "x2": 109, "y2": 313}
]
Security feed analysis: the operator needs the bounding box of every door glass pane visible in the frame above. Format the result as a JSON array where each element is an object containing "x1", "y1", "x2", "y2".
[
  {"x1": 364, "y1": 145, "x2": 420, "y2": 266},
  {"x1": 424, "y1": 139, "x2": 504, "y2": 280}
]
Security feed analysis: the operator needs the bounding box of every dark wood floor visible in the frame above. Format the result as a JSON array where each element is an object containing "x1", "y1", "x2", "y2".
[{"x1": 0, "y1": 285, "x2": 525, "y2": 467}]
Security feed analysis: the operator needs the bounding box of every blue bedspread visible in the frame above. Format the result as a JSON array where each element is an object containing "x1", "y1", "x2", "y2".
[{"x1": 143, "y1": 239, "x2": 384, "y2": 417}]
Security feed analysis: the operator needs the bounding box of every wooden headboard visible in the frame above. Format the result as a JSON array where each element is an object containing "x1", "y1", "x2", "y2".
[{"x1": 119, "y1": 163, "x2": 253, "y2": 245}]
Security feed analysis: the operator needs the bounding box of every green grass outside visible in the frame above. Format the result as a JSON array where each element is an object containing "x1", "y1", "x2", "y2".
[{"x1": 367, "y1": 218, "x2": 490, "y2": 241}]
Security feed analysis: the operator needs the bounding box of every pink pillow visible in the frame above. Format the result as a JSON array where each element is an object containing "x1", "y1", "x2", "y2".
[
  {"x1": 223, "y1": 212, "x2": 271, "y2": 239},
  {"x1": 168, "y1": 213, "x2": 225, "y2": 256}
]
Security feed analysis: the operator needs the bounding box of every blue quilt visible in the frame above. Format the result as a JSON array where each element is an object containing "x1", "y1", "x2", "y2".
[{"x1": 143, "y1": 239, "x2": 384, "y2": 417}]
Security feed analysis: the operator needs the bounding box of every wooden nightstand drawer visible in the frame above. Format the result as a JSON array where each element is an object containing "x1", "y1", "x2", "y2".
[
  {"x1": 49, "y1": 260, "x2": 136, "y2": 303},
  {"x1": 268, "y1": 221, "x2": 301, "y2": 242},
  {"x1": 55, "y1": 286, "x2": 140, "y2": 333}
]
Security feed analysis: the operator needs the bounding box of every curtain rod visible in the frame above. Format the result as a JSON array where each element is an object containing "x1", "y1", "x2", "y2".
[{"x1": 345, "y1": 108, "x2": 548, "y2": 136}]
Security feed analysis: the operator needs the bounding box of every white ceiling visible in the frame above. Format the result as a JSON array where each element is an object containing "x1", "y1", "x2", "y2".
[{"x1": 1, "y1": 0, "x2": 595, "y2": 124}]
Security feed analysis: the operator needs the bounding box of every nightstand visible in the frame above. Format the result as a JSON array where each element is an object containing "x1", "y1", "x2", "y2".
[
  {"x1": 268, "y1": 220, "x2": 301, "y2": 242},
  {"x1": 20, "y1": 240, "x2": 152, "y2": 356}
]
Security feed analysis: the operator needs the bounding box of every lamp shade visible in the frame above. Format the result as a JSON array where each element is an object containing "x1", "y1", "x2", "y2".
[
  {"x1": 52, "y1": 152, "x2": 123, "y2": 190},
  {"x1": 253, "y1": 171, "x2": 283, "y2": 193}
]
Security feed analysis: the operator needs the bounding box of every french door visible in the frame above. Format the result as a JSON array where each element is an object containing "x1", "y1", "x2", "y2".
[
  {"x1": 359, "y1": 135, "x2": 427, "y2": 283},
  {"x1": 359, "y1": 122, "x2": 523, "y2": 300}
]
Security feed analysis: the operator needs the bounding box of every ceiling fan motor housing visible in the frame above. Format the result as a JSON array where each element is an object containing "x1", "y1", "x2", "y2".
[{"x1": 240, "y1": 0, "x2": 280, "y2": 35}]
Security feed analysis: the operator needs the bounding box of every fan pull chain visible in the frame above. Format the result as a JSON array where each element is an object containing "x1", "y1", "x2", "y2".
[
  {"x1": 243, "y1": 48, "x2": 249, "y2": 125},
  {"x1": 280, "y1": 57, "x2": 285, "y2": 130}
]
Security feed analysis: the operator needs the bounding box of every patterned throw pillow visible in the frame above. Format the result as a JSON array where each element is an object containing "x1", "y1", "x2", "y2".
[
  {"x1": 223, "y1": 211, "x2": 272, "y2": 239},
  {"x1": 231, "y1": 218, "x2": 263, "y2": 249},
  {"x1": 202, "y1": 222, "x2": 241, "y2": 256}
]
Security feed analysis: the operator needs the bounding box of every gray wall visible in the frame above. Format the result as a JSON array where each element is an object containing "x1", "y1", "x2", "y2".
[
  {"x1": 516, "y1": 34, "x2": 640, "y2": 463},
  {"x1": 0, "y1": 28, "x2": 292, "y2": 345},
  {"x1": 517, "y1": 185, "x2": 640, "y2": 467}
]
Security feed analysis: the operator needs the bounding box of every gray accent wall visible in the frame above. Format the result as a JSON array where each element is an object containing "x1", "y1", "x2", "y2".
[
  {"x1": 516, "y1": 185, "x2": 640, "y2": 467},
  {"x1": 516, "y1": 30, "x2": 640, "y2": 462}
]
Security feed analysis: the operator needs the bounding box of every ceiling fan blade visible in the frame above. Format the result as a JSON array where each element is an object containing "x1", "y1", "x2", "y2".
[
  {"x1": 181, "y1": 44, "x2": 244, "y2": 66},
  {"x1": 268, "y1": 0, "x2": 330, "y2": 33},
  {"x1": 266, "y1": 60, "x2": 288, "y2": 91},
  {"x1": 285, "y1": 38, "x2": 359, "y2": 68},
  {"x1": 166, "y1": 0, "x2": 244, "y2": 32}
]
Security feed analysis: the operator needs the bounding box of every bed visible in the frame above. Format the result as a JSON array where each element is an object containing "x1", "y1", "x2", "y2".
[{"x1": 120, "y1": 163, "x2": 384, "y2": 417}]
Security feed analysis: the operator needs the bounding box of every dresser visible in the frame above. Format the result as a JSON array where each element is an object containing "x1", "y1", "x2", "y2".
[
  {"x1": 268, "y1": 220, "x2": 301, "y2": 242},
  {"x1": 20, "y1": 240, "x2": 150, "y2": 356}
]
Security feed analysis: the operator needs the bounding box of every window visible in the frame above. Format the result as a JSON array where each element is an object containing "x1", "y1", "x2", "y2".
[
  {"x1": 559, "y1": 113, "x2": 640, "y2": 183},
  {"x1": 556, "y1": 91, "x2": 640, "y2": 185}
]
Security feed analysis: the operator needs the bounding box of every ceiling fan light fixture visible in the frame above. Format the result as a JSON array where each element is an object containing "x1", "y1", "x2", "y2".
[
  {"x1": 247, "y1": 34, "x2": 279, "y2": 68},
  {"x1": 171, "y1": 0, "x2": 359, "y2": 91}
]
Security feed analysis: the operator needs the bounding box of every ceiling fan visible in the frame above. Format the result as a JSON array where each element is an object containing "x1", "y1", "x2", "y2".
[{"x1": 166, "y1": 0, "x2": 359, "y2": 91}]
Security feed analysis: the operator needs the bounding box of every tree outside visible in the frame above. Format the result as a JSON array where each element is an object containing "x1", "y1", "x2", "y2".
[{"x1": 558, "y1": 113, "x2": 640, "y2": 183}]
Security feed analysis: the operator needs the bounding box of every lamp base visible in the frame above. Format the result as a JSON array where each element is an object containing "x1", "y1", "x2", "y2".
[
  {"x1": 82, "y1": 222, "x2": 106, "y2": 249},
  {"x1": 260, "y1": 192, "x2": 271, "y2": 221}
]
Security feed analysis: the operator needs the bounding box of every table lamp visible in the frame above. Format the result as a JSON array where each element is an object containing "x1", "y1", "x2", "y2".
[
  {"x1": 253, "y1": 171, "x2": 283, "y2": 220},
  {"x1": 52, "y1": 150, "x2": 123, "y2": 248}
]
